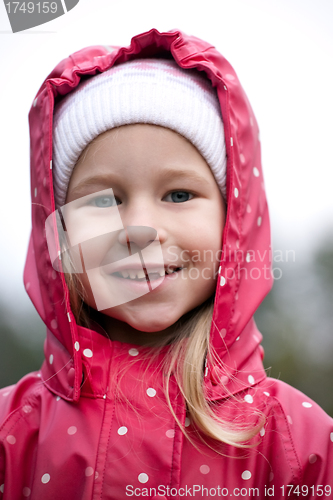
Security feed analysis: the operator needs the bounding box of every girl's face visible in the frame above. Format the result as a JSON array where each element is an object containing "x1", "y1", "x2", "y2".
[{"x1": 65, "y1": 124, "x2": 226, "y2": 344}]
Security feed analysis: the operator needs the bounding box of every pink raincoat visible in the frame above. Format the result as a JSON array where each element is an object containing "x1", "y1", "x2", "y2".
[{"x1": 1, "y1": 29, "x2": 333, "y2": 500}]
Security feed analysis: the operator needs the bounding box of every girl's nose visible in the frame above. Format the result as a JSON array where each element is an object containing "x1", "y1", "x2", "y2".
[{"x1": 118, "y1": 226, "x2": 158, "y2": 251}]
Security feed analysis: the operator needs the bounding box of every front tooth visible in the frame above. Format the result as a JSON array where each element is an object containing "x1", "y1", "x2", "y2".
[
  {"x1": 121, "y1": 270, "x2": 129, "y2": 278},
  {"x1": 159, "y1": 270, "x2": 165, "y2": 277},
  {"x1": 137, "y1": 270, "x2": 145, "y2": 279},
  {"x1": 129, "y1": 271, "x2": 136, "y2": 279}
]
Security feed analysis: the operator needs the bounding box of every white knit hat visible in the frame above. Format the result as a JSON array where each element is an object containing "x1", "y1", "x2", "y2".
[{"x1": 52, "y1": 58, "x2": 227, "y2": 207}]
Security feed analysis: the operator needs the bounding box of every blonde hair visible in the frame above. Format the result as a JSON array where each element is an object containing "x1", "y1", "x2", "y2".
[{"x1": 64, "y1": 265, "x2": 263, "y2": 449}]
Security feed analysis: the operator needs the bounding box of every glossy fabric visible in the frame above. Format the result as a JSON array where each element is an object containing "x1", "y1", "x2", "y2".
[{"x1": 0, "y1": 29, "x2": 332, "y2": 500}]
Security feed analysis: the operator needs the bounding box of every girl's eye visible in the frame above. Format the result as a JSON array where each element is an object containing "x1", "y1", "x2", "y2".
[
  {"x1": 164, "y1": 191, "x2": 193, "y2": 203},
  {"x1": 91, "y1": 195, "x2": 119, "y2": 208}
]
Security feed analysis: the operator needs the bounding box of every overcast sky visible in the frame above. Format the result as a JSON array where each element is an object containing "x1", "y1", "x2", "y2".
[{"x1": 0, "y1": 0, "x2": 332, "y2": 312}]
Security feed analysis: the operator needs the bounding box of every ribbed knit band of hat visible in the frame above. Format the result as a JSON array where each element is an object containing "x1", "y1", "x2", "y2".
[{"x1": 52, "y1": 58, "x2": 227, "y2": 208}]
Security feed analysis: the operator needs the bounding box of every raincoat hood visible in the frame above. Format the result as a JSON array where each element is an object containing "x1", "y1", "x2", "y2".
[{"x1": 25, "y1": 28, "x2": 271, "y2": 403}]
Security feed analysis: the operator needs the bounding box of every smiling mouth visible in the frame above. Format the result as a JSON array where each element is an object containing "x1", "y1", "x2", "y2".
[{"x1": 111, "y1": 267, "x2": 183, "y2": 282}]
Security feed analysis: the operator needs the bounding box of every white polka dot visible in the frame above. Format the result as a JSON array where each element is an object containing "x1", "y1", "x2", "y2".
[
  {"x1": 248, "y1": 375, "x2": 255, "y2": 385},
  {"x1": 220, "y1": 276, "x2": 226, "y2": 286},
  {"x1": 83, "y1": 349, "x2": 93, "y2": 358},
  {"x1": 67, "y1": 426, "x2": 77, "y2": 435},
  {"x1": 330, "y1": 432, "x2": 333, "y2": 442},
  {"x1": 246, "y1": 253, "x2": 251, "y2": 263},
  {"x1": 185, "y1": 417, "x2": 191, "y2": 427},
  {"x1": 200, "y1": 465, "x2": 210, "y2": 474},
  {"x1": 302, "y1": 402, "x2": 312, "y2": 408},
  {"x1": 263, "y1": 391, "x2": 270, "y2": 396},
  {"x1": 220, "y1": 328, "x2": 227, "y2": 338},
  {"x1": 269, "y1": 472, "x2": 274, "y2": 482},
  {"x1": 234, "y1": 187, "x2": 239, "y2": 198},
  {"x1": 147, "y1": 388, "x2": 156, "y2": 397},
  {"x1": 257, "y1": 216, "x2": 262, "y2": 226},
  {"x1": 43, "y1": 177, "x2": 47, "y2": 187},
  {"x1": 103, "y1": 394, "x2": 106, "y2": 399},
  {"x1": 74, "y1": 342, "x2": 80, "y2": 351},
  {"x1": 33, "y1": 98, "x2": 38, "y2": 107},
  {"x1": 34, "y1": 187, "x2": 37, "y2": 198},
  {"x1": 287, "y1": 415, "x2": 293, "y2": 425},
  {"x1": 117, "y1": 426, "x2": 128, "y2": 436},
  {"x1": 241, "y1": 470, "x2": 251, "y2": 480},
  {"x1": 56, "y1": 396, "x2": 61, "y2": 401},
  {"x1": 41, "y1": 473, "x2": 50, "y2": 484},
  {"x1": 236, "y1": 336, "x2": 240, "y2": 341},
  {"x1": 128, "y1": 348, "x2": 139, "y2": 356},
  {"x1": 22, "y1": 405, "x2": 32, "y2": 414},
  {"x1": 85, "y1": 467, "x2": 94, "y2": 477},
  {"x1": 225, "y1": 73, "x2": 235, "y2": 81},
  {"x1": 259, "y1": 427, "x2": 265, "y2": 437},
  {"x1": 6, "y1": 435, "x2": 16, "y2": 445},
  {"x1": 240, "y1": 153, "x2": 245, "y2": 163},
  {"x1": 50, "y1": 319, "x2": 57, "y2": 330},
  {"x1": 0, "y1": 484, "x2": 4, "y2": 493},
  {"x1": 138, "y1": 473, "x2": 149, "y2": 484},
  {"x1": 309, "y1": 454, "x2": 317, "y2": 464},
  {"x1": 244, "y1": 394, "x2": 253, "y2": 404},
  {"x1": 25, "y1": 282, "x2": 30, "y2": 291},
  {"x1": 253, "y1": 167, "x2": 260, "y2": 177},
  {"x1": 23, "y1": 487, "x2": 31, "y2": 497},
  {"x1": 166, "y1": 429, "x2": 175, "y2": 438},
  {"x1": 49, "y1": 354, "x2": 54, "y2": 365},
  {"x1": 246, "y1": 204, "x2": 251, "y2": 213}
]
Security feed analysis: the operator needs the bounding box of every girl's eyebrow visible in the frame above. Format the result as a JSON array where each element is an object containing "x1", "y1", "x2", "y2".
[{"x1": 70, "y1": 169, "x2": 210, "y2": 196}]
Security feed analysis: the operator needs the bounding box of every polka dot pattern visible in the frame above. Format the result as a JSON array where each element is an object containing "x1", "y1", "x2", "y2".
[
  {"x1": 83, "y1": 349, "x2": 93, "y2": 358},
  {"x1": 248, "y1": 375, "x2": 255, "y2": 385},
  {"x1": 257, "y1": 216, "x2": 262, "y2": 226},
  {"x1": 302, "y1": 402, "x2": 312, "y2": 408},
  {"x1": 166, "y1": 429, "x2": 175, "y2": 438},
  {"x1": 309, "y1": 454, "x2": 317, "y2": 464},
  {"x1": 240, "y1": 153, "x2": 245, "y2": 163},
  {"x1": 287, "y1": 415, "x2": 293, "y2": 425},
  {"x1": 41, "y1": 473, "x2": 50, "y2": 484},
  {"x1": 0, "y1": 484, "x2": 4, "y2": 493},
  {"x1": 246, "y1": 204, "x2": 251, "y2": 213},
  {"x1": 6, "y1": 435, "x2": 16, "y2": 445},
  {"x1": 85, "y1": 467, "x2": 94, "y2": 477},
  {"x1": 244, "y1": 394, "x2": 253, "y2": 404},
  {"x1": 128, "y1": 348, "x2": 139, "y2": 356},
  {"x1": 50, "y1": 319, "x2": 57, "y2": 330},
  {"x1": 74, "y1": 342, "x2": 80, "y2": 351},
  {"x1": 138, "y1": 473, "x2": 149, "y2": 484},
  {"x1": 220, "y1": 276, "x2": 226, "y2": 287},
  {"x1": 253, "y1": 167, "x2": 260, "y2": 177},
  {"x1": 234, "y1": 187, "x2": 239, "y2": 198},
  {"x1": 200, "y1": 465, "x2": 210, "y2": 474},
  {"x1": 241, "y1": 470, "x2": 251, "y2": 480},
  {"x1": 22, "y1": 405, "x2": 32, "y2": 414},
  {"x1": 220, "y1": 328, "x2": 227, "y2": 338},
  {"x1": 246, "y1": 253, "x2": 251, "y2": 263},
  {"x1": 67, "y1": 426, "x2": 77, "y2": 435},
  {"x1": 117, "y1": 426, "x2": 128, "y2": 436},
  {"x1": 22, "y1": 487, "x2": 31, "y2": 497},
  {"x1": 147, "y1": 388, "x2": 156, "y2": 397},
  {"x1": 185, "y1": 417, "x2": 190, "y2": 427},
  {"x1": 330, "y1": 432, "x2": 333, "y2": 442},
  {"x1": 259, "y1": 427, "x2": 265, "y2": 437},
  {"x1": 49, "y1": 354, "x2": 54, "y2": 365},
  {"x1": 263, "y1": 392, "x2": 270, "y2": 396}
]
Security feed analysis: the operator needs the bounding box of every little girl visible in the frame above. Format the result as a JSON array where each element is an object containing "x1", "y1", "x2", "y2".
[{"x1": 0, "y1": 28, "x2": 332, "y2": 500}]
